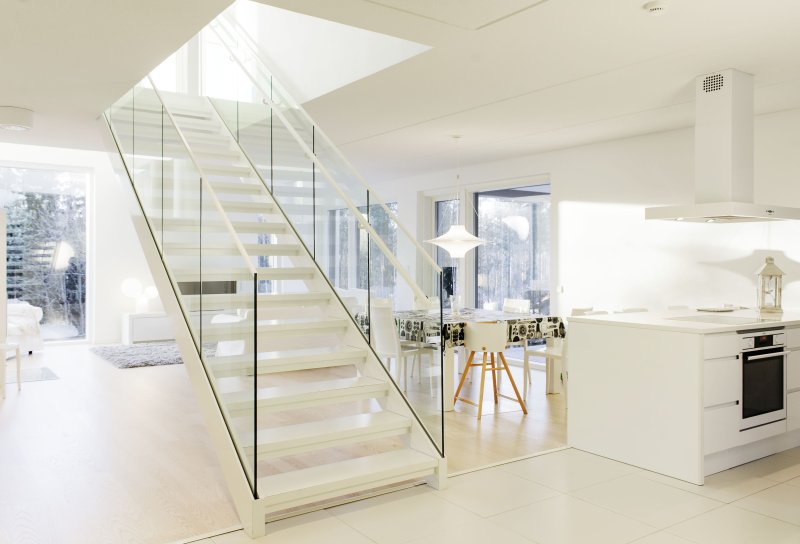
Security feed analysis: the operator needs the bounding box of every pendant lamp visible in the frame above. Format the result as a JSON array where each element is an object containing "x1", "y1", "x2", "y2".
[{"x1": 425, "y1": 136, "x2": 485, "y2": 259}]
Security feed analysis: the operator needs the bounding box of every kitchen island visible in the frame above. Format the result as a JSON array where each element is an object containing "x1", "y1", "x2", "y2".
[{"x1": 568, "y1": 310, "x2": 800, "y2": 484}]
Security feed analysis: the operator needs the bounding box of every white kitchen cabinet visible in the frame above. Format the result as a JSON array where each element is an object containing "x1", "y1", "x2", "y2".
[
  {"x1": 788, "y1": 391, "x2": 800, "y2": 433},
  {"x1": 569, "y1": 312, "x2": 800, "y2": 485},
  {"x1": 788, "y1": 350, "x2": 800, "y2": 392},
  {"x1": 703, "y1": 332, "x2": 740, "y2": 360},
  {"x1": 704, "y1": 405, "x2": 741, "y2": 454},
  {"x1": 703, "y1": 356, "x2": 740, "y2": 408}
]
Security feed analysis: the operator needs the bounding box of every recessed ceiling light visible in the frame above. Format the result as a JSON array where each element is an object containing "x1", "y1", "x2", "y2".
[
  {"x1": 0, "y1": 106, "x2": 33, "y2": 131},
  {"x1": 642, "y1": 1, "x2": 668, "y2": 16},
  {"x1": 675, "y1": 217, "x2": 684, "y2": 221},
  {"x1": 705, "y1": 218, "x2": 716, "y2": 223}
]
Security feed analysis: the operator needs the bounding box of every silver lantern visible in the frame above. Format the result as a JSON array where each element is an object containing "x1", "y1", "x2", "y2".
[{"x1": 756, "y1": 256, "x2": 784, "y2": 316}]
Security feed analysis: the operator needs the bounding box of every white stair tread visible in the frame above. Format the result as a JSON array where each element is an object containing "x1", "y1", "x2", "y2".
[
  {"x1": 171, "y1": 266, "x2": 317, "y2": 281},
  {"x1": 183, "y1": 291, "x2": 330, "y2": 311},
  {"x1": 161, "y1": 218, "x2": 286, "y2": 233},
  {"x1": 208, "y1": 345, "x2": 367, "y2": 375},
  {"x1": 257, "y1": 449, "x2": 437, "y2": 502},
  {"x1": 203, "y1": 316, "x2": 348, "y2": 335},
  {"x1": 245, "y1": 412, "x2": 411, "y2": 454},
  {"x1": 211, "y1": 345, "x2": 365, "y2": 365},
  {"x1": 223, "y1": 376, "x2": 388, "y2": 408}
]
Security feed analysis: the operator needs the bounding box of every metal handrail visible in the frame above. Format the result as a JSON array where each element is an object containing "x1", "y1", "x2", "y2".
[
  {"x1": 211, "y1": 15, "x2": 442, "y2": 276},
  {"x1": 206, "y1": 24, "x2": 431, "y2": 303},
  {"x1": 145, "y1": 76, "x2": 257, "y2": 277}
]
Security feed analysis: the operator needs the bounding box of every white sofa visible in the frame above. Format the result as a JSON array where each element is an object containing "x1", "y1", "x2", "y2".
[{"x1": 7, "y1": 301, "x2": 44, "y2": 355}]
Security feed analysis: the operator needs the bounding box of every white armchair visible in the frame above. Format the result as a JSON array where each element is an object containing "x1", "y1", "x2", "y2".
[{"x1": 7, "y1": 300, "x2": 44, "y2": 355}]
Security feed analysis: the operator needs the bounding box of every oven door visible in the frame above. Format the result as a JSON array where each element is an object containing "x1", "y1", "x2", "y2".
[{"x1": 741, "y1": 346, "x2": 789, "y2": 430}]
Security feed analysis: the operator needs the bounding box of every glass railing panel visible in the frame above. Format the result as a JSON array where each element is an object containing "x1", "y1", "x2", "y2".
[
  {"x1": 204, "y1": 16, "x2": 446, "y2": 455},
  {"x1": 105, "y1": 81, "x2": 259, "y2": 494},
  {"x1": 197, "y1": 179, "x2": 259, "y2": 491}
]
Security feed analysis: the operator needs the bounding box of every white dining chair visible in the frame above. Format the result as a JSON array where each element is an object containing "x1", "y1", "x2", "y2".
[
  {"x1": 454, "y1": 321, "x2": 527, "y2": 419},
  {"x1": 370, "y1": 299, "x2": 424, "y2": 392}
]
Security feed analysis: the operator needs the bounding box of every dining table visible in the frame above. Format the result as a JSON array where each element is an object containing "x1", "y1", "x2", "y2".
[{"x1": 356, "y1": 307, "x2": 566, "y2": 411}]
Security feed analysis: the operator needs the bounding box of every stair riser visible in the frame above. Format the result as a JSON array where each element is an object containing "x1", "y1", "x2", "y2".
[
  {"x1": 199, "y1": 325, "x2": 348, "y2": 342},
  {"x1": 164, "y1": 246, "x2": 301, "y2": 257},
  {"x1": 182, "y1": 295, "x2": 331, "y2": 312}
]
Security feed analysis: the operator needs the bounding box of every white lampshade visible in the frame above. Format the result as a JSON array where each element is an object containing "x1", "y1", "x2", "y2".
[
  {"x1": 121, "y1": 277, "x2": 143, "y2": 299},
  {"x1": 425, "y1": 224, "x2": 485, "y2": 259}
]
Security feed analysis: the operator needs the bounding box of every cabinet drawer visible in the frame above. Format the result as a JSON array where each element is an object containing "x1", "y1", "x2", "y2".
[
  {"x1": 789, "y1": 391, "x2": 800, "y2": 433},
  {"x1": 787, "y1": 327, "x2": 800, "y2": 349},
  {"x1": 704, "y1": 333, "x2": 740, "y2": 360},
  {"x1": 704, "y1": 356, "x2": 741, "y2": 407},
  {"x1": 789, "y1": 350, "x2": 800, "y2": 392},
  {"x1": 704, "y1": 404, "x2": 741, "y2": 454}
]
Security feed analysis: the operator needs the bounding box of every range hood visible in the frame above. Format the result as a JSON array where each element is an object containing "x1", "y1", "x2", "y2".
[{"x1": 645, "y1": 69, "x2": 800, "y2": 223}]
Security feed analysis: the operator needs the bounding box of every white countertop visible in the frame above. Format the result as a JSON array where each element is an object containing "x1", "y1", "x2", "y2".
[{"x1": 569, "y1": 309, "x2": 800, "y2": 334}]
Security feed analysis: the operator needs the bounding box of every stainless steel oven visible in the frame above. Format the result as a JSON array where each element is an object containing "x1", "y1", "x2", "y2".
[{"x1": 740, "y1": 329, "x2": 788, "y2": 430}]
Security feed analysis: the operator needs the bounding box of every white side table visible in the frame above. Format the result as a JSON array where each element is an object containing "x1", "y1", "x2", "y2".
[
  {"x1": 1, "y1": 342, "x2": 22, "y2": 399},
  {"x1": 122, "y1": 312, "x2": 174, "y2": 344}
]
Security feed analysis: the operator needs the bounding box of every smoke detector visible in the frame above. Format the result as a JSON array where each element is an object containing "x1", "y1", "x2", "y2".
[
  {"x1": 0, "y1": 106, "x2": 33, "y2": 131},
  {"x1": 642, "y1": 1, "x2": 668, "y2": 15}
]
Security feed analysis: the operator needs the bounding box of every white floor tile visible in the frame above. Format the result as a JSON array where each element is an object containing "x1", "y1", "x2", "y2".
[
  {"x1": 734, "y1": 482, "x2": 800, "y2": 526},
  {"x1": 733, "y1": 452, "x2": 800, "y2": 483},
  {"x1": 435, "y1": 465, "x2": 560, "y2": 517},
  {"x1": 211, "y1": 511, "x2": 375, "y2": 544},
  {"x1": 628, "y1": 533, "x2": 696, "y2": 544},
  {"x1": 667, "y1": 504, "x2": 800, "y2": 544},
  {"x1": 490, "y1": 494, "x2": 656, "y2": 544},
  {"x1": 498, "y1": 448, "x2": 639, "y2": 492},
  {"x1": 572, "y1": 474, "x2": 723, "y2": 529},
  {"x1": 642, "y1": 464, "x2": 777, "y2": 503},
  {"x1": 779, "y1": 446, "x2": 800, "y2": 460},
  {"x1": 328, "y1": 486, "x2": 477, "y2": 544},
  {"x1": 401, "y1": 516, "x2": 535, "y2": 544}
]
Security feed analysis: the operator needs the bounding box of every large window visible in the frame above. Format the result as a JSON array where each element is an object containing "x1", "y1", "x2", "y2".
[
  {"x1": 328, "y1": 202, "x2": 398, "y2": 297},
  {"x1": 475, "y1": 184, "x2": 550, "y2": 313},
  {"x1": 1, "y1": 166, "x2": 88, "y2": 340}
]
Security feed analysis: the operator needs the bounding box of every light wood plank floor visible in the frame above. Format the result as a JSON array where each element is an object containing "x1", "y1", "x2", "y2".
[{"x1": 0, "y1": 345, "x2": 240, "y2": 544}]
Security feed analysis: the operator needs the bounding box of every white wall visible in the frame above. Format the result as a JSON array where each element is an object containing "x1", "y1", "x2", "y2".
[
  {"x1": 0, "y1": 141, "x2": 159, "y2": 343},
  {"x1": 376, "y1": 108, "x2": 800, "y2": 315}
]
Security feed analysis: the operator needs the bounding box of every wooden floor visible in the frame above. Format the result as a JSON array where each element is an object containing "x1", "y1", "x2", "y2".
[
  {"x1": 0, "y1": 345, "x2": 240, "y2": 544},
  {"x1": 445, "y1": 359, "x2": 567, "y2": 473},
  {"x1": 0, "y1": 345, "x2": 565, "y2": 543}
]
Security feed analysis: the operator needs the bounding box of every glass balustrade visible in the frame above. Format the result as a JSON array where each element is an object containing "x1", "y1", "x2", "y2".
[
  {"x1": 104, "y1": 81, "x2": 260, "y2": 495},
  {"x1": 204, "y1": 14, "x2": 445, "y2": 454}
]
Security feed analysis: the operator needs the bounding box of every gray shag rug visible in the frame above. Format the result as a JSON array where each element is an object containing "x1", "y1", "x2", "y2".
[{"x1": 91, "y1": 341, "x2": 192, "y2": 369}]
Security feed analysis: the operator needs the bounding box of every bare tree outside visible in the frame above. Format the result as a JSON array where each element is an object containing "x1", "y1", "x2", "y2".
[{"x1": 1, "y1": 166, "x2": 88, "y2": 340}]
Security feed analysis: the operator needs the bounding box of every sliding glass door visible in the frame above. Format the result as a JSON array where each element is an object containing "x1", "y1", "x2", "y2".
[{"x1": 474, "y1": 184, "x2": 550, "y2": 313}]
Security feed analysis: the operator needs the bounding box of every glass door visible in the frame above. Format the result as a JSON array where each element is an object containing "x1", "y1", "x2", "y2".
[{"x1": 474, "y1": 184, "x2": 550, "y2": 313}]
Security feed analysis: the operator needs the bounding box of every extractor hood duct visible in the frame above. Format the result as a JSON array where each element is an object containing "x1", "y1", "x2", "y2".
[{"x1": 645, "y1": 69, "x2": 800, "y2": 223}]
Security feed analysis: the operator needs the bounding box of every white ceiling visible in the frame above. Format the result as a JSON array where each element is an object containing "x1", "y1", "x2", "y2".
[
  {"x1": 0, "y1": 0, "x2": 232, "y2": 150},
  {"x1": 254, "y1": 0, "x2": 800, "y2": 182},
  {"x1": 4, "y1": 0, "x2": 800, "y2": 186}
]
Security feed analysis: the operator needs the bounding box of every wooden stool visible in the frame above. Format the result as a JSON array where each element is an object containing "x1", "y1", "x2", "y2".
[
  {"x1": 453, "y1": 322, "x2": 527, "y2": 419},
  {"x1": 1, "y1": 342, "x2": 22, "y2": 399}
]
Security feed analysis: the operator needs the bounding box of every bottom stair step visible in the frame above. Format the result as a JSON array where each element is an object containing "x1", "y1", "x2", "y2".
[{"x1": 257, "y1": 449, "x2": 438, "y2": 510}]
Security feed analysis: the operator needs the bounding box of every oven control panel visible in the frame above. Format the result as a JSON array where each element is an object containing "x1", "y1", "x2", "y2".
[{"x1": 741, "y1": 331, "x2": 785, "y2": 351}]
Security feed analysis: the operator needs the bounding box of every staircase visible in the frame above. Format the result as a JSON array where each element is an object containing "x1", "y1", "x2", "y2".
[{"x1": 104, "y1": 79, "x2": 445, "y2": 536}]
